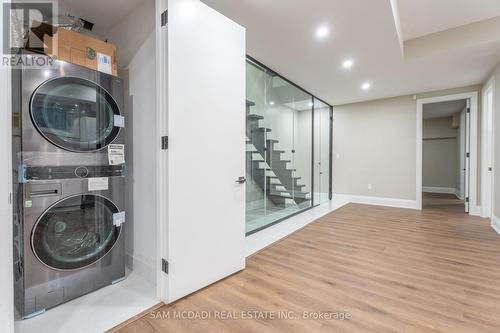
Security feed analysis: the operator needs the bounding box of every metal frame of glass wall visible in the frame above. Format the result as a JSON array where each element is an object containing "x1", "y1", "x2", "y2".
[{"x1": 246, "y1": 56, "x2": 333, "y2": 236}]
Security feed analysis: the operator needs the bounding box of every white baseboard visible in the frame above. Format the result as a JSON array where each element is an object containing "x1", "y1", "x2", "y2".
[
  {"x1": 334, "y1": 194, "x2": 419, "y2": 210},
  {"x1": 423, "y1": 187, "x2": 457, "y2": 194},
  {"x1": 455, "y1": 189, "x2": 464, "y2": 200},
  {"x1": 469, "y1": 206, "x2": 481, "y2": 217},
  {"x1": 492, "y1": 215, "x2": 500, "y2": 236},
  {"x1": 125, "y1": 254, "x2": 156, "y2": 285}
]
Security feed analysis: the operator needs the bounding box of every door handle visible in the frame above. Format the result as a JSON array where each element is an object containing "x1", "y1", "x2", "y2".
[{"x1": 236, "y1": 177, "x2": 246, "y2": 184}]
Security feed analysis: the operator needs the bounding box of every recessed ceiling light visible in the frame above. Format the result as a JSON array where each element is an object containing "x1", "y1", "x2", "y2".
[
  {"x1": 342, "y1": 59, "x2": 354, "y2": 69},
  {"x1": 308, "y1": 101, "x2": 314, "y2": 107},
  {"x1": 361, "y1": 82, "x2": 371, "y2": 90},
  {"x1": 316, "y1": 26, "x2": 329, "y2": 39},
  {"x1": 269, "y1": 101, "x2": 275, "y2": 105}
]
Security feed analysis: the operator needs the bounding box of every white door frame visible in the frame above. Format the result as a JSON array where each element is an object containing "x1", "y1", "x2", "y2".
[
  {"x1": 155, "y1": 0, "x2": 169, "y2": 302},
  {"x1": 416, "y1": 92, "x2": 479, "y2": 215},
  {"x1": 481, "y1": 77, "x2": 495, "y2": 218}
]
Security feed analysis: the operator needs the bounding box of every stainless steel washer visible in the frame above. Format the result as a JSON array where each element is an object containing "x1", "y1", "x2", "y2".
[{"x1": 13, "y1": 177, "x2": 126, "y2": 319}]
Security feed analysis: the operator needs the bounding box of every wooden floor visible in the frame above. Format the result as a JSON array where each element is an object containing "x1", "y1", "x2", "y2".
[
  {"x1": 422, "y1": 192, "x2": 465, "y2": 213},
  {"x1": 112, "y1": 203, "x2": 500, "y2": 333}
]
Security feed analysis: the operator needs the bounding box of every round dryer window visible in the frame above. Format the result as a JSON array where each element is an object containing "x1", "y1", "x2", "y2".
[
  {"x1": 31, "y1": 194, "x2": 121, "y2": 271},
  {"x1": 30, "y1": 77, "x2": 121, "y2": 152}
]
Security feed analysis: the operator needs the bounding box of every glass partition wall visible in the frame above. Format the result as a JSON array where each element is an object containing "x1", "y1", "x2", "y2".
[{"x1": 246, "y1": 57, "x2": 332, "y2": 235}]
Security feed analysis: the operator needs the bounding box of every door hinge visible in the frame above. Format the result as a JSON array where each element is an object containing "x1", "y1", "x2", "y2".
[
  {"x1": 466, "y1": 152, "x2": 470, "y2": 158},
  {"x1": 161, "y1": 136, "x2": 169, "y2": 150},
  {"x1": 161, "y1": 10, "x2": 168, "y2": 27},
  {"x1": 466, "y1": 197, "x2": 470, "y2": 203},
  {"x1": 466, "y1": 108, "x2": 470, "y2": 113},
  {"x1": 162, "y1": 259, "x2": 169, "y2": 274}
]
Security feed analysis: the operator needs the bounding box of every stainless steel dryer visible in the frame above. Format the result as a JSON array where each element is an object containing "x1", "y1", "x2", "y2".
[
  {"x1": 14, "y1": 51, "x2": 125, "y2": 168},
  {"x1": 13, "y1": 176, "x2": 126, "y2": 319}
]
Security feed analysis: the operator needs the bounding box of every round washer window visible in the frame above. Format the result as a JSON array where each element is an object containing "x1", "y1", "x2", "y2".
[
  {"x1": 31, "y1": 77, "x2": 121, "y2": 152},
  {"x1": 32, "y1": 195, "x2": 121, "y2": 271}
]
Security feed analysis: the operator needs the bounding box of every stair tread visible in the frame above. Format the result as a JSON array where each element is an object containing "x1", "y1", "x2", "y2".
[
  {"x1": 269, "y1": 190, "x2": 311, "y2": 197},
  {"x1": 267, "y1": 139, "x2": 279, "y2": 143},
  {"x1": 246, "y1": 100, "x2": 255, "y2": 107},
  {"x1": 247, "y1": 114, "x2": 264, "y2": 120},
  {"x1": 267, "y1": 175, "x2": 301, "y2": 180},
  {"x1": 257, "y1": 127, "x2": 272, "y2": 132}
]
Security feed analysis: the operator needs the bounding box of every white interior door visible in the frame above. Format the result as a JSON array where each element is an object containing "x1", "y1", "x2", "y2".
[{"x1": 165, "y1": 0, "x2": 246, "y2": 303}]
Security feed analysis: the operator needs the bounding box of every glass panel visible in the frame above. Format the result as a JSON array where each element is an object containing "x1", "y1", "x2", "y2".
[
  {"x1": 31, "y1": 77, "x2": 121, "y2": 152},
  {"x1": 246, "y1": 59, "x2": 313, "y2": 234},
  {"x1": 313, "y1": 98, "x2": 332, "y2": 205},
  {"x1": 32, "y1": 194, "x2": 120, "y2": 270}
]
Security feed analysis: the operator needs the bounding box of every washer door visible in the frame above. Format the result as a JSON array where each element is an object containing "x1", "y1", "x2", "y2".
[
  {"x1": 31, "y1": 77, "x2": 121, "y2": 152},
  {"x1": 32, "y1": 194, "x2": 121, "y2": 271}
]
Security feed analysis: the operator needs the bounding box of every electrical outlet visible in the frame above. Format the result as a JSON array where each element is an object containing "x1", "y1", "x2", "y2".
[
  {"x1": 336, "y1": 153, "x2": 341, "y2": 159},
  {"x1": 367, "y1": 184, "x2": 373, "y2": 190}
]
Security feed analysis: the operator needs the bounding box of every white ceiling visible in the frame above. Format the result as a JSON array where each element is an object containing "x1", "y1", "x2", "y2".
[
  {"x1": 423, "y1": 100, "x2": 467, "y2": 119},
  {"x1": 202, "y1": 0, "x2": 500, "y2": 106},
  {"x1": 397, "y1": 0, "x2": 500, "y2": 40},
  {"x1": 58, "y1": 0, "x2": 145, "y2": 37}
]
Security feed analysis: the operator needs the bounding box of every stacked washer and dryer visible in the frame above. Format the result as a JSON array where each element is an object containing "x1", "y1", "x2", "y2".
[{"x1": 12, "y1": 52, "x2": 127, "y2": 319}]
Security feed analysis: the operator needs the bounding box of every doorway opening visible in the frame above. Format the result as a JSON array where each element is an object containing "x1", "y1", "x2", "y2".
[
  {"x1": 417, "y1": 92, "x2": 479, "y2": 215},
  {"x1": 422, "y1": 100, "x2": 467, "y2": 212}
]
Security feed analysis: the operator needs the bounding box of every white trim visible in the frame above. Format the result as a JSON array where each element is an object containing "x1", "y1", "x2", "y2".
[
  {"x1": 155, "y1": 0, "x2": 169, "y2": 303},
  {"x1": 422, "y1": 187, "x2": 457, "y2": 194},
  {"x1": 481, "y1": 77, "x2": 495, "y2": 218},
  {"x1": 492, "y1": 215, "x2": 500, "y2": 236},
  {"x1": 334, "y1": 194, "x2": 420, "y2": 210},
  {"x1": 416, "y1": 92, "x2": 480, "y2": 216}
]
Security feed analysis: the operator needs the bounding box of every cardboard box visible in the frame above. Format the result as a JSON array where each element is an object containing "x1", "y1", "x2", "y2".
[{"x1": 44, "y1": 28, "x2": 118, "y2": 76}]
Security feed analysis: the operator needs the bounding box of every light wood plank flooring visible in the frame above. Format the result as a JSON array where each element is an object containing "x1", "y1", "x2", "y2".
[{"x1": 111, "y1": 203, "x2": 500, "y2": 333}]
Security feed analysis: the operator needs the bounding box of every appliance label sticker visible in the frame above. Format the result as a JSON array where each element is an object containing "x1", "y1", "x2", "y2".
[
  {"x1": 108, "y1": 144, "x2": 125, "y2": 165},
  {"x1": 114, "y1": 115, "x2": 125, "y2": 128},
  {"x1": 97, "y1": 53, "x2": 113, "y2": 74},
  {"x1": 113, "y1": 212, "x2": 126, "y2": 227},
  {"x1": 88, "y1": 177, "x2": 109, "y2": 191}
]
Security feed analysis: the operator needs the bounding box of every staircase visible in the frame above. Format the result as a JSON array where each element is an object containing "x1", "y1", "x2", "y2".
[{"x1": 246, "y1": 100, "x2": 311, "y2": 207}]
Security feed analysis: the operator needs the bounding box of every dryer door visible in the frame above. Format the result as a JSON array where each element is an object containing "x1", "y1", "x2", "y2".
[
  {"x1": 30, "y1": 77, "x2": 121, "y2": 152},
  {"x1": 31, "y1": 194, "x2": 121, "y2": 271}
]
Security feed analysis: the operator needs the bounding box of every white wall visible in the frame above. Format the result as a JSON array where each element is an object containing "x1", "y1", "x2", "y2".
[
  {"x1": 0, "y1": 64, "x2": 14, "y2": 333},
  {"x1": 334, "y1": 95, "x2": 417, "y2": 200},
  {"x1": 107, "y1": 0, "x2": 157, "y2": 284},
  {"x1": 422, "y1": 117, "x2": 458, "y2": 190},
  {"x1": 333, "y1": 86, "x2": 481, "y2": 204},
  {"x1": 0, "y1": 6, "x2": 15, "y2": 330}
]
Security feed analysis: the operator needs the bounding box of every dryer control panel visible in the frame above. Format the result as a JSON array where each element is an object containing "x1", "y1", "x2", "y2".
[{"x1": 24, "y1": 165, "x2": 125, "y2": 180}]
